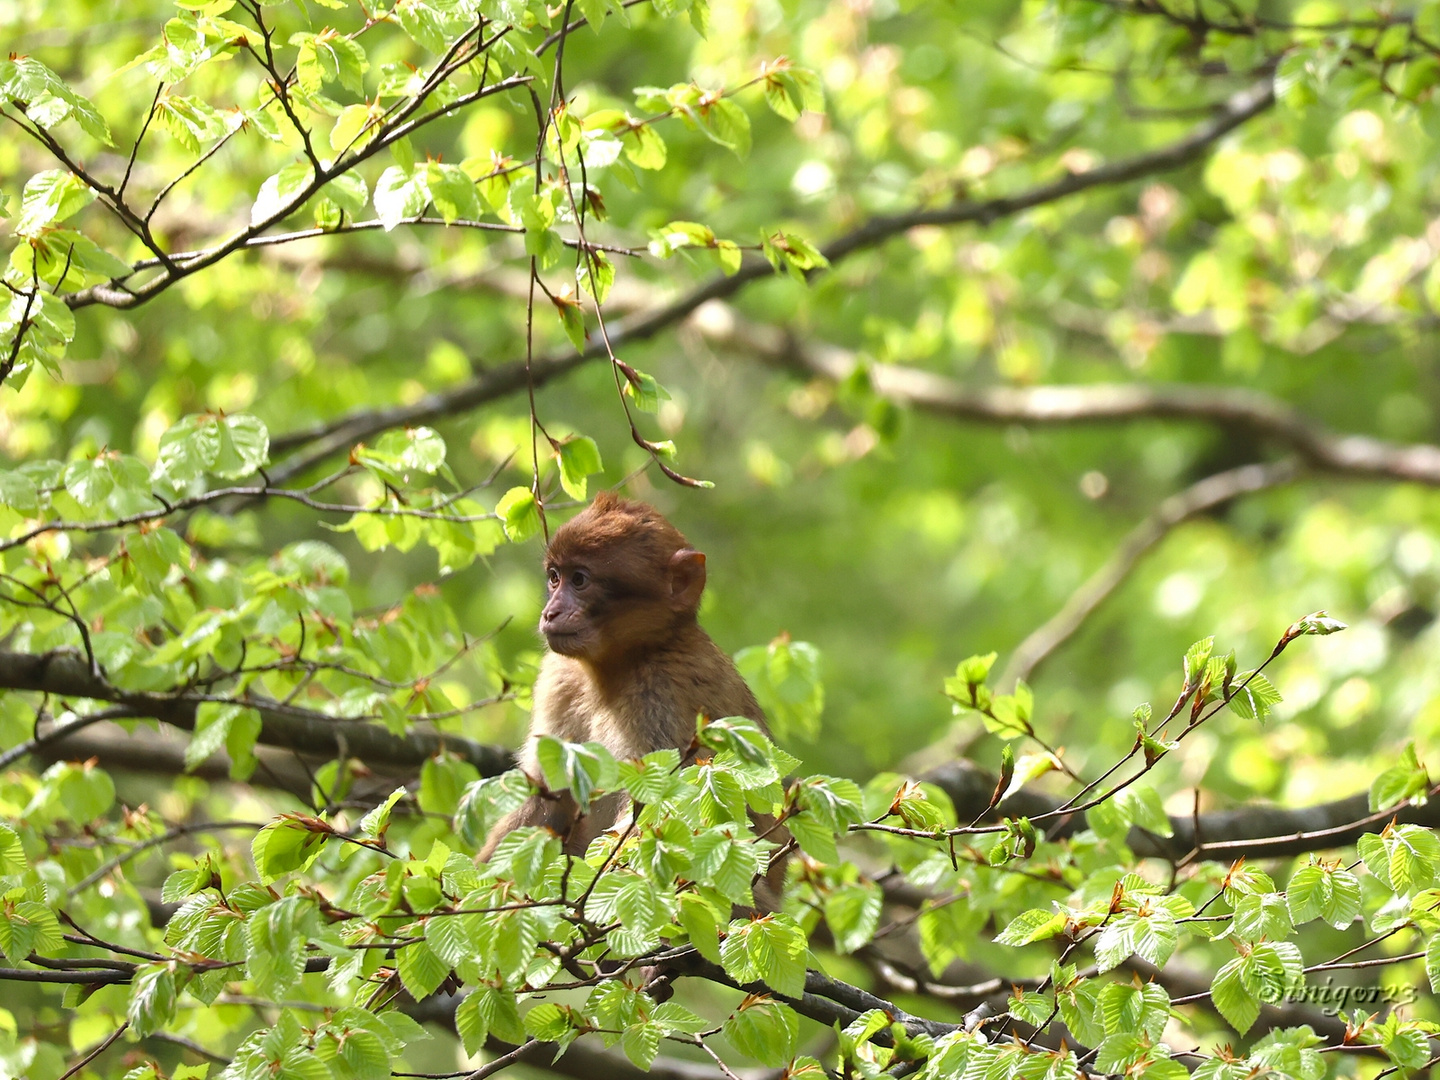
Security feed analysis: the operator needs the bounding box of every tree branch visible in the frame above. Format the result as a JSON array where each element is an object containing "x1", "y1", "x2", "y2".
[
  {"x1": 265, "y1": 82, "x2": 1274, "y2": 479},
  {"x1": 920, "y1": 758, "x2": 1440, "y2": 860},
  {"x1": 0, "y1": 648, "x2": 511, "y2": 776},
  {"x1": 998, "y1": 459, "x2": 1303, "y2": 688}
]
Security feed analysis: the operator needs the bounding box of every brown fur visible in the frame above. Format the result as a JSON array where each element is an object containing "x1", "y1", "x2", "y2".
[{"x1": 480, "y1": 495, "x2": 769, "y2": 860}]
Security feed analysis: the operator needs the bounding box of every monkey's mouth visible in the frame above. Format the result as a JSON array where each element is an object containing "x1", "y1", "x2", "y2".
[{"x1": 544, "y1": 630, "x2": 586, "y2": 654}]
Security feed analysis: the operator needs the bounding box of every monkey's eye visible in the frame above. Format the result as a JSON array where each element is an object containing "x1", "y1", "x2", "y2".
[
  {"x1": 571, "y1": 570, "x2": 589, "y2": 590},
  {"x1": 546, "y1": 567, "x2": 561, "y2": 588}
]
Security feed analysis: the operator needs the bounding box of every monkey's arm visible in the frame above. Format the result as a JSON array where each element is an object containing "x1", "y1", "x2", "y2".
[{"x1": 478, "y1": 789, "x2": 584, "y2": 860}]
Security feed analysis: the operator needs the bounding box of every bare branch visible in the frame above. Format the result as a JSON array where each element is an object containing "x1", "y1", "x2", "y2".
[
  {"x1": 999, "y1": 460, "x2": 1303, "y2": 688},
  {"x1": 760, "y1": 321, "x2": 1440, "y2": 486}
]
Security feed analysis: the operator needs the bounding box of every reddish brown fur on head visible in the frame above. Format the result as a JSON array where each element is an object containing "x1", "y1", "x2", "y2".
[
  {"x1": 539, "y1": 493, "x2": 707, "y2": 664},
  {"x1": 546, "y1": 492, "x2": 689, "y2": 572}
]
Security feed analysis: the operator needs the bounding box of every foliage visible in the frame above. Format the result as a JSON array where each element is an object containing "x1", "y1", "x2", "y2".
[{"x1": 5, "y1": 0, "x2": 1440, "y2": 1077}]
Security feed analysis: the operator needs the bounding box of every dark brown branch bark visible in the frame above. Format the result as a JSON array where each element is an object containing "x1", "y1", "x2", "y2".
[
  {"x1": 921, "y1": 758, "x2": 1439, "y2": 861},
  {"x1": 14, "y1": 654, "x2": 1420, "y2": 866},
  {"x1": 266, "y1": 82, "x2": 1275, "y2": 480},
  {"x1": 0, "y1": 648, "x2": 512, "y2": 776},
  {"x1": 403, "y1": 996, "x2": 778, "y2": 1080}
]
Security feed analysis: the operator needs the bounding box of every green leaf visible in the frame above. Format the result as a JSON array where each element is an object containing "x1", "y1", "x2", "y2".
[
  {"x1": 1131, "y1": 908, "x2": 1179, "y2": 968},
  {"x1": 0, "y1": 825, "x2": 27, "y2": 876},
  {"x1": 1115, "y1": 785, "x2": 1173, "y2": 837},
  {"x1": 485, "y1": 827, "x2": 561, "y2": 894},
  {"x1": 620, "y1": 1022, "x2": 661, "y2": 1069},
  {"x1": 0, "y1": 56, "x2": 112, "y2": 144},
  {"x1": 290, "y1": 30, "x2": 368, "y2": 94},
  {"x1": 63, "y1": 457, "x2": 114, "y2": 507},
  {"x1": 620, "y1": 368, "x2": 670, "y2": 413},
  {"x1": 722, "y1": 997, "x2": 799, "y2": 1068},
  {"x1": 1211, "y1": 957, "x2": 1260, "y2": 1034},
  {"x1": 1369, "y1": 742, "x2": 1429, "y2": 811},
  {"x1": 456, "y1": 987, "x2": 526, "y2": 1053},
  {"x1": 497, "y1": 486, "x2": 541, "y2": 542},
  {"x1": 995, "y1": 908, "x2": 1066, "y2": 947},
  {"x1": 824, "y1": 881, "x2": 882, "y2": 954},
  {"x1": 1285, "y1": 862, "x2": 1326, "y2": 925},
  {"x1": 424, "y1": 162, "x2": 482, "y2": 224},
  {"x1": 127, "y1": 963, "x2": 178, "y2": 1038},
  {"x1": 15, "y1": 170, "x2": 96, "y2": 235},
  {"x1": 358, "y1": 786, "x2": 407, "y2": 840},
  {"x1": 578, "y1": 251, "x2": 615, "y2": 302},
  {"x1": 690, "y1": 828, "x2": 759, "y2": 906},
  {"x1": 456, "y1": 772, "x2": 533, "y2": 848},
  {"x1": 1286, "y1": 611, "x2": 1348, "y2": 637},
  {"x1": 1226, "y1": 671, "x2": 1283, "y2": 722},
  {"x1": 1093, "y1": 916, "x2": 1135, "y2": 973},
  {"x1": 622, "y1": 123, "x2": 666, "y2": 169},
  {"x1": 760, "y1": 228, "x2": 830, "y2": 280},
  {"x1": 251, "y1": 816, "x2": 331, "y2": 883},
  {"x1": 918, "y1": 899, "x2": 984, "y2": 977},
  {"x1": 552, "y1": 295, "x2": 586, "y2": 350},
  {"x1": 534, "y1": 737, "x2": 617, "y2": 812},
  {"x1": 329, "y1": 102, "x2": 375, "y2": 154},
  {"x1": 251, "y1": 160, "x2": 313, "y2": 227},
  {"x1": 156, "y1": 95, "x2": 234, "y2": 153},
  {"x1": 245, "y1": 895, "x2": 314, "y2": 999},
  {"x1": 575, "y1": 0, "x2": 608, "y2": 32},
  {"x1": 38, "y1": 759, "x2": 115, "y2": 823},
  {"x1": 703, "y1": 97, "x2": 751, "y2": 157},
  {"x1": 153, "y1": 413, "x2": 269, "y2": 485},
  {"x1": 587, "y1": 871, "x2": 666, "y2": 955},
  {"x1": 678, "y1": 891, "x2": 725, "y2": 964},
  {"x1": 734, "y1": 637, "x2": 824, "y2": 740},
  {"x1": 727, "y1": 914, "x2": 807, "y2": 997},
  {"x1": 0, "y1": 901, "x2": 60, "y2": 964},
  {"x1": 1320, "y1": 867, "x2": 1362, "y2": 930},
  {"x1": 374, "y1": 166, "x2": 428, "y2": 230},
  {"x1": 1183, "y1": 636, "x2": 1214, "y2": 686},
  {"x1": 397, "y1": 939, "x2": 449, "y2": 1000},
  {"x1": 187, "y1": 702, "x2": 262, "y2": 781},
  {"x1": 618, "y1": 749, "x2": 683, "y2": 804},
  {"x1": 10, "y1": 228, "x2": 131, "y2": 290}
]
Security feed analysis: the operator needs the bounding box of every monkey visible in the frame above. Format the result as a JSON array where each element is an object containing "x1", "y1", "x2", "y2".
[{"x1": 479, "y1": 492, "x2": 773, "y2": 864}]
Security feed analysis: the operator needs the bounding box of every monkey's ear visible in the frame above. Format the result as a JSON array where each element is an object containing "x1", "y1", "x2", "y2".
[{"x1": 668, "y1": 549, "x2": 706, "y2": 613}]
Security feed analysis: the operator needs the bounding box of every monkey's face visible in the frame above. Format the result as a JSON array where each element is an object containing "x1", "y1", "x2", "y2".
[
  {"x1": 540, "y1": 547, "x2": 705, "y2": 663},
  {"x1": 540, "y1": 561, "x2": 604, "y2": 658}
]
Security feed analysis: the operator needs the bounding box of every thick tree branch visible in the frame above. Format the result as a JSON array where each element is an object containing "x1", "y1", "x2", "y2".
[
  {"x1": 403, "y1": 995, "x2": 778, "y2": 1080},
  {"x1": 16, "y1": 647, "x2": 1423, "y2": 865},
  {"x1": 921, "y1": 758, "x2": 1440, "y2": 860},
  {"x1": 777, "y1": 335, "x2": 1440, "y2": 484},
  {"x1": 266, "y1": 82, "x2": 1274, "y2": 479},
  {"x1": 0, "y1": 648, "x2": 511, "y2": 776}
]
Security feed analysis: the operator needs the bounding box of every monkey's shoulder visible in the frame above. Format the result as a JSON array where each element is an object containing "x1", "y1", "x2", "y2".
[{"x1": 633, "y1": 629, "x2": 766, "y2": 729}]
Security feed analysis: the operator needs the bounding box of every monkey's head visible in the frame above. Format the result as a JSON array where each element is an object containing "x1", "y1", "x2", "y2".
[{"x1": 539, "y1": 492, "x2": 707, "y2": 663}]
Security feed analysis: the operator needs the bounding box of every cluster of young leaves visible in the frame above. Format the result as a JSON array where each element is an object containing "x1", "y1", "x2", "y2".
[
  {"x1": 952, "y1": 636, "x2": 1440, "y2": 1080},
  {"x1": 5, "y1": 597, "x2": 1440, "y2": 1080},
  {"x1": 0, "y1": 0, "x2": 830, "y2": 399},
  {"x1": 103, "y1": 717, "x2": 869, "y2": 1076},
  {"x1": 0, "y1": 413, "x2": 534, "y2": 764}
]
